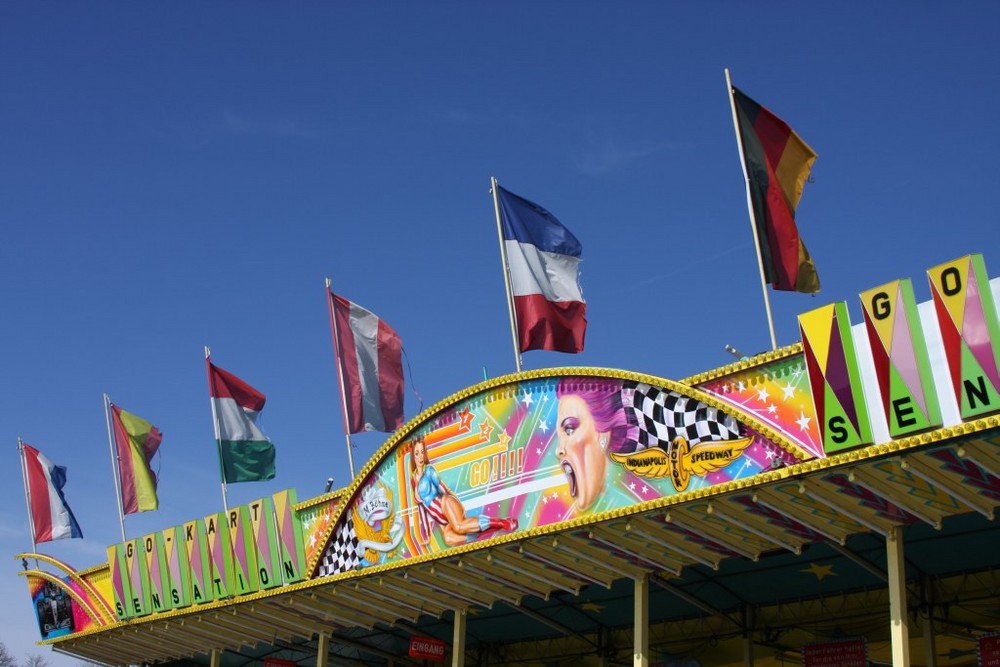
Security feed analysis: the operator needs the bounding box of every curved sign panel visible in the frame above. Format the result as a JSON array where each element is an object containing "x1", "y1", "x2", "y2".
[{"x1": 310, "y1": 370, "x2": 810, "y2": 577}]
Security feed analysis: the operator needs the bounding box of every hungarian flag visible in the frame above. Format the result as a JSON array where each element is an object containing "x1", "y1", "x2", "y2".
[
  {"x1": 207, "y1": 361, "x2": 276, "y2": 483},
  {"x1": 496, "y1": 184, "x2": 587, "y2": 353},
  {"x1": 21, "y1": 443, "x2": 83, "y2": 543},
  {"x1": 110, "y1": 404, "x2": 163, "y2": 514},
  {"x1": 329, "y1": 292, "x2": 405, "y2": 434},
  {"x1": 732, "y1": 86, "x2": 820, "y2": 294}
]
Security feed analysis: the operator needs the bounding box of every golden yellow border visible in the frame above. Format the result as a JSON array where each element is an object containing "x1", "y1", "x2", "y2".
[
  {"x1": 15, "y1": 552, "x2": 115, "y2": 624},
  {"x1": 303, "y1": 365, "x2": 816, "y2": 576}
]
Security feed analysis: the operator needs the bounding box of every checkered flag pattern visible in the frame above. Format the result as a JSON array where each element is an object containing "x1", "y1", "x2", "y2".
[
  {"x1": 627, "y1": 383, "x2": 741, "y2": 450},
  {"x1": 317, "y1": 513, "x2": 362, "y2": 576}
]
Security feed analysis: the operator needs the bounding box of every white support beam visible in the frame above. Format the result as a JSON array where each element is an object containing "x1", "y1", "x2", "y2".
[
  {"x1": 634, "y1": 574, "x2": 648, "y2": 667},
  {"x1": 886, "y1": 526, "x2": 911, "y2": 667},
  {"x1": 317, "y1": 632, "x2": 329, "y2": 667},
  {"x1": 452, "y1": 609, "x2": 466, "y2": 667}
]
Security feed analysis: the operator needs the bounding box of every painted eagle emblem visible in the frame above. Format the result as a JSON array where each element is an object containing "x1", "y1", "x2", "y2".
[{"x1": 609, "y1": 436, "x2": 753, "y2": 491}]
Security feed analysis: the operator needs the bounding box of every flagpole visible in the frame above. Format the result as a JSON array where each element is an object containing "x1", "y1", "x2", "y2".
[
  {"x1": 17, "y1": 438, "x2": 38, "y2": 554},
  {"x1": 491, "y1": 176, "x2": 524, "y2": 372},
  {"x1": 104, "y1": 394, "x2": 128, "y2": 543},
  {"x1": 725, "y1": 68, "x2": 778, "y2": 351},
  {"x1": 205, "y1": 346, "x2": 230, "y2": 513},
  {"x1": 326, "y1": 279, "x2": 357, "y2": 479}
]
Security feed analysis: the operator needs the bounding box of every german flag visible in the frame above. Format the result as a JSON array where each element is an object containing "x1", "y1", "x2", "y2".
[{"x1": 733, "y1": 86, "x2": 820, "y2": 294}]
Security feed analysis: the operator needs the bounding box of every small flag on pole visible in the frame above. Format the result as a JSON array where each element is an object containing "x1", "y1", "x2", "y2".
[
  {"x1": 329, "y1": 291, "x2": 405, "y2": 434},
  {"x1": 207, "y1": 361, "x2": 276, "y2": 483},
  {"x1": 731, "y1": 85, "x2": 820, "y2": 294},
  {"x1": 21, "y1": 443, "x2": 83, "y2": 543},
  {"x1": 110, "y1": 404, "x2": 163, "y2": 514},
  {"x1": 495, "y1": 184, "x2": 587, "y2": 354}
]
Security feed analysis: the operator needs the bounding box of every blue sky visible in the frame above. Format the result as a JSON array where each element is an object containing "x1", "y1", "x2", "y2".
[{"x1": 2, "y1": 3, "x2": 998, "y2": 664}]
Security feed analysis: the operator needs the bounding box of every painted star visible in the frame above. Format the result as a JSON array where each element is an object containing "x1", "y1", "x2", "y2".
[
  {"x1": 522, "y1": 392, "x2": 534, "y2": 407},
  {"x1": 782, "y1": 383, "x2": 796, "y2": 400},
  {"x1": 767, "y1": 404, "x2": 778, "y2": 414},
  {"x1": 737, "y1": 381, "x2": 746, "y2": 392},
  {"x1": 796, "y1": 412, "x2": 812, "y2": 431},
  {"x1": 479, "y1": 422, "x2": 495, "y2": 440},
  {"x1": 802, "y1": 562, "x2": 836, "y2": 580},
  {"x1": 756, "y1": 387, "x2": 770, "y2": 403},
  {"x1": 536, "y1": 447, "x2": 542, "y2": 456},
  {"x1": 765, "y1": 448, "x2": 776, "y2": 460},
  {"x1": 629, "y1": 482, "x2": 636, "y2": 491},
  {"x1": 458, "y1": 406, "x2": 474, "y2": 431},
  {"x1": 641, "y1": 485, "x2": 649, "y2": 495},
  {"x1": 538, "y1": 419, "x2": 549, "y2": 433},
  {"x1": 498, "y1": 431, "x2": 511, "y2": 448}
]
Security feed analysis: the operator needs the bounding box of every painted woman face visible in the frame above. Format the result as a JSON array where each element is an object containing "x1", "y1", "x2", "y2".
[
  {"x1": 555, "y1": 394, "x2": 608, "y2": 511},
  {"x1": 413, "y1": 441, "x2": 426, "y2": 466}
]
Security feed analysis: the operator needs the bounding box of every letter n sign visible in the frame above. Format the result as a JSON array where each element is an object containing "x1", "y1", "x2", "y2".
[
  {"x1": 799, "y1": 301, "x2": 873, "y2": 454},
  {"x1": 927, "y1": 254, "x2": 1000, "y2": 420},
  {"x1": 859, "y1": 279, "x2": 941, "y2": 437}
]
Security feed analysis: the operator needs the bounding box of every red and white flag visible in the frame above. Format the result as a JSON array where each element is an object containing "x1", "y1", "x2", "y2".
[{"x1": 329, "y1": 291, "x2": 405, "y2": 434}]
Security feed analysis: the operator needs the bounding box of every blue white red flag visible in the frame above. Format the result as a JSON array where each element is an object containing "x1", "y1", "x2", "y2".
[
  {"x1": 21, "y1": 443, "x2": 83, "y2": 543},
  {"x1": 496, "y1": 185, "x2": 586, "y2": 353}
]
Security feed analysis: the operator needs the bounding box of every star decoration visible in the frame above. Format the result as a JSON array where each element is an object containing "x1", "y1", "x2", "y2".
[
  {"x1": 796, "y1": 412, "x2": 812, "y2": 431},
  {"x1": 782, "y1": 383, "x2": 796, "y2": 400},
  {"x1": 628, "y1": 482, "x2": 636, "y2": 491},
  {"x1": 737, "y1": 381, "x2": 746, "y2": 392},
  {"x1": 641, "y1": 485, "x2": 649, "y2": 495},
  {"x1": 802, "y1": 562, "x2": 836, "y2": 580},
  {"x1": 479, "y1": 422, "x2": 495, "y2": 440},
  {"x1": 535, "y1": 447, "x2": 542, "y2": 456},
  {"x1": 498, "y1": 431, "x2": 511, "y2": 448},
  {"x1": 458, "y1": 406, "x2": 474, "y2": 431},
  {"x1": 765, "y1": 448, "x2": 776, "y2": 460},
  {"x1": 756, "y1": 387, "x2": 770, "y2": 403},
  {"x1": 767, "y1": 404, "x2": 778, "y2": 414},
  {"x1": 522, "y1": 392, "x2": 534, "y2": 407},
  {"x1": 538, "y1": 419, "x2": 549, "y2": 433}
]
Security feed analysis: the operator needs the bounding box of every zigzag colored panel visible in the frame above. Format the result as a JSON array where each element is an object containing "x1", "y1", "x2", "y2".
[
  {"x1": 860, "y1": 279, "x2": 941, "y2": 437},
  {"x1": 105, "y1": 544, "x2": 132, "y2": 620},
  {"x1": 204, "y1": 512, "x2": 234, "y2": 599},
  {"x1": 249, "y1": 496, "x2": 283, "y2": 590},
  {"x1": 124, "y1": 538, "x2": 150, "y2": 617},
  {"x1": 183, "y1": 519, "x2": 213, "y2": 604},
  {"x1": 927, "y1": 254, "x2": 1000, "y2": 419},
  {"x1": 227, "y1": 505, "x2": 260, "y2": 595},
  {"x1": 799, "y1": 301, "x2": 873, "y2": 453},
  {"x1": 161, "y1": 525, "x2": 191, "y2": 608},
  {"x1": 141, "y1": 532, "x2": 172, "y2": 613},
  {"x1": 274, "y1": 489, "x2": 306, "y2": 584}
]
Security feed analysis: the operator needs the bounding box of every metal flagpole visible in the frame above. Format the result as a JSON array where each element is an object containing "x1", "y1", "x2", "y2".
[
  {"x1": 205, "y1": 346, "x2": 230, "y2": 513},
  {"x1": 103, "y1": 394, "x2": 128, "y2": 543},
  {"x1": 326, "y1": 279, "x2": 357, "y2": 479},
  {"x1": 17, "y1": 437, "x2": 38, "y2": 554},
  {"x1": 725, "y1": 68, "x2": 779, "y2": 351},
  {"x1": 491, "y1": 176, "x2": 524, "y2": 372}
]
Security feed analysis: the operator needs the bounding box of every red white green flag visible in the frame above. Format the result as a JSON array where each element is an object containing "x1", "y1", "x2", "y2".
[{"x1": 207, "y1": 360, "x2": 276, "y2": 483}]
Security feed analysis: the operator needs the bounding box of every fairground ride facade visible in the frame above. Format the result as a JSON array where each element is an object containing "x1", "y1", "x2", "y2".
[{"x1": 15, "y1": 253, "x2": 1000, "y2": 667}]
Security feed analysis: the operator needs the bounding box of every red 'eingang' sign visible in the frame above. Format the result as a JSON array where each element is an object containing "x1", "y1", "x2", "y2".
[{"x1": 409, "y1": 635, "x2": 446, "y2": 662}]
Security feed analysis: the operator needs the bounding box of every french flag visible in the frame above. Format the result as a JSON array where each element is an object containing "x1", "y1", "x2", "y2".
[
  {"x1": 497, "y1": 185, "x2": 587, "y2": 354},
  {"x1": 21, "y1": 443, "x2": 83, "y2": 543},
  {"x1": 329, "y1": 292, "x2": 405, "y2": 434}
]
